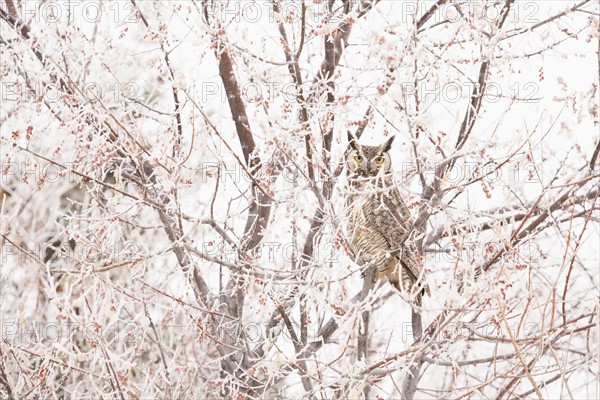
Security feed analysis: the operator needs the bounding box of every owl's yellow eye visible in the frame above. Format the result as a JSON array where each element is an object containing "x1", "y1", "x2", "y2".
[
  {"x1": 354, "y1": 155, "x2": 363, "y2": 163},
  {"x1": 375, "y1": 156, "x2": 385, "y2": 164}
]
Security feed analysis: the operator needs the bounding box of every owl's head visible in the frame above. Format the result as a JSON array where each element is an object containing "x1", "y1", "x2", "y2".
[{"x1": 345, "y1": 132, "x2": 395, "y2": 177}]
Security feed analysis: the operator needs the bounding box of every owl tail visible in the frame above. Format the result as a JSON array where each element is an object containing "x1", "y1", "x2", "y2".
[{"x1": 390, "y1": 268, "x2": 430, "y2": 307}]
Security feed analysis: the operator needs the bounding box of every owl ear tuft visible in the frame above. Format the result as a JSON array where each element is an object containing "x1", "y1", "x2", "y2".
[
  {"x1": 347, "y1": 130, "x2": 359, "y2": 150},
  {"x1": 381, "y1": 135, "x2": 395, "y2": 152}
]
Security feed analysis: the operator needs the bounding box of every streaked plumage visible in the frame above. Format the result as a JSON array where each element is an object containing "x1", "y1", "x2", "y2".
[{"x1": 345, "y1": 133, "x2": 429, "y2": 305}]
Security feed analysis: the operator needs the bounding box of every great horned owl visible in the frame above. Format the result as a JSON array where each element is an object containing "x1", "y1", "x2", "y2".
[{"x1": 344, "y1": 132, "x2": 429, "y2": 305}]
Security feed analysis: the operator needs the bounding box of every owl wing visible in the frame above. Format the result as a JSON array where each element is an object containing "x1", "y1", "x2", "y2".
[
  {"x1": 372, "y1": 190, "x2": 424, "y2": 283},
  {"x1": 372, "y1": 189, "x2": 413, "y2": 251}
]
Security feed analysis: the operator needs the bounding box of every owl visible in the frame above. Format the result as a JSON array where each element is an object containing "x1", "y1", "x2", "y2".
[{"x1": 344, "y1": 132, "x2": 429, "y2": 305}]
